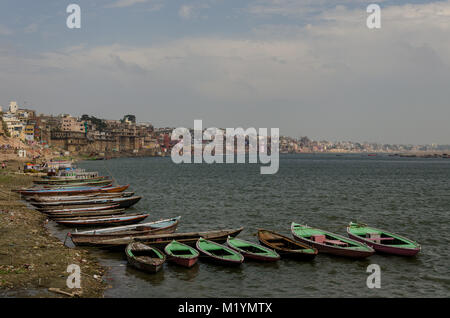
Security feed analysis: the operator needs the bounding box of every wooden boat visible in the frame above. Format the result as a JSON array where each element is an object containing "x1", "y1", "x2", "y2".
[
  {"x1": 125, "y1": 242, "x2": 165, "y2": 273},
  {"x1": 164, "y1": 240, "x2": 199, "y2": 268},
  {"x1": 347, "y1": 222, "x2": 420, "y2": 256},
  {"x1": 54, "y1": 213, "x2": 149, "y2": 227},
  {"x1": 17, "y1": 184, "x2": 129, "y2": 196},
  {"x1": 51, "y1": 213, "x2": 127, "y2": 222},
  {"x1": 257, "y1": 229, "x2": 318, "y2": 260},
  {"x1": 33, "y1": 176, "x2": 108, "y2": 184},
  {"x1": 69, "y1": 217, "x2": 181, "y2": 245},
  {"x1": 291, "y1": 223, "x2": 375, "y2": 258},
  {"x1": 196, "y1": 238, "x2": 244, "y2": 265},
  {"x1": 33, "y1": 196, "x2": 141, "y2": 210},
  {"x1": 48, "y1": 209, "x2": 126, "y2": 219},
  {"x1": 226, "y1": 236, "x2": 280, "y2": 262},
  {"x1": 40, "y1": 204, "x2": 121, "y2": 214},
  {"x1": 41, "y1": 180, "x2": 113, "y2": 188},
  {"x1": 43, "y1": 172, "x2": 99, "y2": 179},
  {"x1": 86, "y1": 227, "x2": 244, "y2": 249},
  {"x1": 27, "y1": 192, "x2": 135, "y2": 202}
]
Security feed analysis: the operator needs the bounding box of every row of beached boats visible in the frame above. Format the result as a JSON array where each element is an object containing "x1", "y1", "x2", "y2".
[
  {"x1": 16, "y1": 171, "x2": 149, "y2": 227},
  {"x1": 16, "y1": 168, "x2": 421, "y2": 275}
]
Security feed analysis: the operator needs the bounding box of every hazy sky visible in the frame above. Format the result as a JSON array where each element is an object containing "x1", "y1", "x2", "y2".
[{"x1": 0, "y1": 0, "x2": 449, "y2": 144}]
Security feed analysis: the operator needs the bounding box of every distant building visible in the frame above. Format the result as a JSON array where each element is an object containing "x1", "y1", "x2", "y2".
[
  {"x1": 61, "y1": 115, "x2": 86, "y2": 133},
  {"x1": 2, "y1": 113, "x2": 23, "y2": 138},
  {"x1": 9, "y1": 101, "x2": 18, "y2": 113},
  {"x1": 24, "y1": 123, "x2": 35, "y2": 142}
]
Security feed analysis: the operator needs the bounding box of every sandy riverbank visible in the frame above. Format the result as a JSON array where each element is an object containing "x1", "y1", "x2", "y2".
[{"x1": 0, "y1": 162, "x2": 107, "y2": 297}]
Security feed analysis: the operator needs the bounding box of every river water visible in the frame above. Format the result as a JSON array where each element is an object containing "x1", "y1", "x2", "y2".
[{"x1": 48, "y1": 154, "x2": 450, "y2": 297}]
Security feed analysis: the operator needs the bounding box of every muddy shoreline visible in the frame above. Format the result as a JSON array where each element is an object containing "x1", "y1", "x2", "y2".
[{"x1": 0, "y1": 162, "x2": 107, "y2": 297}]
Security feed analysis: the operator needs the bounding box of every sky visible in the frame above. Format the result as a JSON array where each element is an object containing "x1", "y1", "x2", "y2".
[{"x1": 0, "y1": 0, "x2": 449, "y2": 144}]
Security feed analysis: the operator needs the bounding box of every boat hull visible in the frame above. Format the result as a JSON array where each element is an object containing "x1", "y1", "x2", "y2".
[
  {"x1": 168, "y1": 256, "x2": 198, "y2": 268},
  {"x1": 48, "y1": 209, "x2": 126, "y2": 219},
  {"x1": 291, "y1": 234, "x2": 374, "y2": 258},
  {"x1": 41, "y1": 204, "x2": 120, "y2": 214},
  {"x1": 87, "y1": 227, "x2": 244, "y2": 250},
  {"x1": 18, "y1": 184, "x2": 129, "y2": 196},
  {"x1": 347, "y1": 232, "x2": 420, "y2": 256},
  {"x1": 34, "y1": 196, "x2": 141, "y2": 210},
  {"x1": 55, "y1": 214, "x2": 149, "y2": 227},
  {"x1": 196, "y1": 240, "x2": 244, "y2": 266},
  {"x1": 226, "y1": 238, "x2": 280, "y2": 262},
  {"x1": 125, "y1": 243, "x2": 165, "y2": 273},
  {"x1": 300, "y1": 239, "x2": 371, "y2": 258},
  {"x1": 257, "y1": 229, "x2": 318, "y2": 260},
  {"x1": 291, "y1": 223, "x2": 375, "y2": 259},
  {"x1": 257, "y1": 241, "x2": 316, "y2": 260},
  {"x1": 70, "y1": 220, "x2": 179, "y2": 246}
]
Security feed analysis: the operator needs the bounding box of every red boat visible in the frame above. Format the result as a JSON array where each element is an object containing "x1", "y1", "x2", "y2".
[
  {"x1": 347, "y1": 222, "x2": 421, "y2": 256},
  {"x1": 164, "y1": 240, "x2": 199, "y2": 268}
]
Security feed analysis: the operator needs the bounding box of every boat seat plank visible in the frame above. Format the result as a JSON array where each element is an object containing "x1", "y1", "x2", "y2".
[{"x1": 324, "y1": 239, "x2": 348, "y2": 246}]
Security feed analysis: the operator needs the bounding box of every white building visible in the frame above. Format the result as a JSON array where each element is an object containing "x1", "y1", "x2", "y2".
[{"x1": 9, "y1": 101, "x2": 18, "y2": 113}]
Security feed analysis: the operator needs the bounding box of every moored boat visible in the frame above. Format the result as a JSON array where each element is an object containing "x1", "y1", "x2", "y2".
[
  {"x1": 85, "y1": 227, "x2": 244, "y2": 249},
  {"x1": 69, "y1": 217, "x2": 181, "y2": 245},
  {"x1": 40, "y1": 179, "x2": 113, "y2": 188},
  {"x1": 196, "y1": 238, "x2": 244, "y2": 265},
  {"x1": 47, "y1": 209, "x2": 126, "y2": 219},
  {"x1": 257, "y1": 229, "x2": 317, "y2": 260},
  {"x1": 27, "y1": 192, "x2": 135, "y2": 202},
  {"x1": 291, "y1": 223, "x2": 375, "y2": 258},
  {"x1": 54, "y1": 213, "x2": 149, "y2": 227},
  {"x1": 346, "y1": 222, "x2": 420, "y2": 256},
  {"x1": 164, "y1": 240, "x2": 199, "y2": 268},
  {"x1": 33, "y1": 196, "x2": 141, "y2": 210},
  {"x1": 226, "y1": 236, "x2": 280, "y2": 262},
  {"x1": 40, "y1": 204, "x2": 121, "y2": 214},
  {"x1": 33, "y1": 176, "x2": 108, "y2": 184},
  {"x1": 17, "y1": 184, "x2": 129, "y2": 196},
  {"x1": 125, "y1": 242, "x2": 165, "y2": 273}
]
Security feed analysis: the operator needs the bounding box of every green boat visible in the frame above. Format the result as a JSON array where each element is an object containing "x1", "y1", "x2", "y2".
[
  {"x1": 347, "y1": 222, "x2": 420, "y2": 256},
  {"x1": 164, "y1": 240, "x2": 199, "y2": 268},
  {"x1": 196, "y1": 238, "x2": 244, "y2": 265},
  {"x1": 291, "y1": 223, "x2": 375, "y2": 258},
  {"x1": 226, "y1": 236, "x2": 280, "y2": 262}
]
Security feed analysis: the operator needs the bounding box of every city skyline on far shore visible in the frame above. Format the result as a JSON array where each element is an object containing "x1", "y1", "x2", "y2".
[{"x1": 1, "y1": 100, "x2": 449, "y2": 149}]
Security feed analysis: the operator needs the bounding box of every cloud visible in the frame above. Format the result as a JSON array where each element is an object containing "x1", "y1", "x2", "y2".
[
  {"x1": 179, "y1": 5, "x2": 193, "y2": 19},
  {"x1": 178, "y1": 2, "x2": 211, "y2": 20},
  {"x1": 0, "y1": 24, "x2": 12, "y2": 36},
  {"x1": 1, "y1": 1, "x2": 450, "y2": 143},
  {"x1": 24, "y1": 24, "x2": 38, "y2": 34},
  {"x1": 247, "y1": 0, "x2": 389, "y2": 18},
  {"x1": 106, "y1": 0, "x2": 153, "y2": 8}
]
